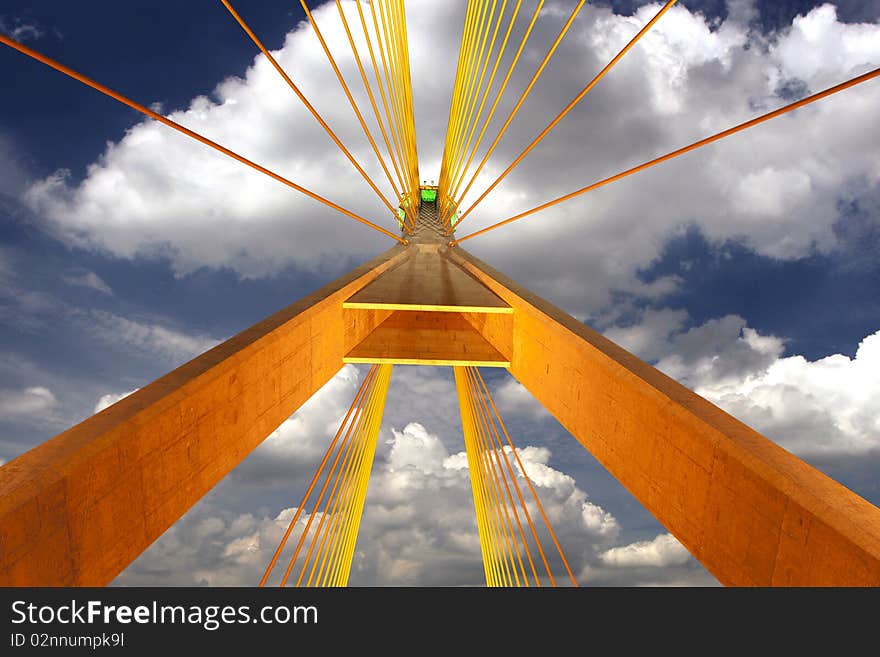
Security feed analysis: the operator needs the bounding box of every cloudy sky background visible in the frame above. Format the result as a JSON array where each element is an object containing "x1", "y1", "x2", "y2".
[{"x1": 1, "y1": 0, "x2": 878, "y2": 586}]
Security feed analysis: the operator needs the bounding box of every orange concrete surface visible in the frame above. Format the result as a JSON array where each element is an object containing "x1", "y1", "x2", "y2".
[
  {"x1": 450, "y1": 247, "x2": 880, "y2": 586},
  {"x1": 345, "y1": 245, "x2": 511, "y2": 313},
  {"x1": 344, "y1": 310, "x2": 509, "y2": 367},
  {"x1": 0, "y1": 245, "x2": 406, "y2": 586}
]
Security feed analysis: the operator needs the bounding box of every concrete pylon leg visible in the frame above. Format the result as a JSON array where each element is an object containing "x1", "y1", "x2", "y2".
[
  {"x1": 449, "y1": 247, "x2": 880, "y2": 586},
  {"x1": 0, "y1": 245, "x2": 407, "y2": 586},
  {"x1": 3, "y1": 233, "x2": 879, "y2": 587}
]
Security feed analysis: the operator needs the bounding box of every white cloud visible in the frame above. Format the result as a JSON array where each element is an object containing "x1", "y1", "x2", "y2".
[
  {"x1": 600, "y1": 532, "x2": 691, "y2": 568},
  {"x1": 773, "y1": 4, "x2": 880, "y2": 84},
  {"x1": 692, "y1": 328, "x2": 880, "y2": 455},
  {"x1": 604, "y1": 308, "x2": 689, "y2": 362},
  {"x1": 0, "y1": 17, "x2": 44, "y2": 42},
  {"x1": 21, "y1": 2, "x2": 880, "y2": 316},
  {"x1": 386, "y1": 422, "x2": 450, "y2": 475},
  {"x1": 63, "y1": 270, "x2": 113, "y2": 295},
  {"x1": 81, "y1": 310, "x2": 219, "y2": 364},
  {"x1": 492, "y1": 377, "x2": 549, "y2": 420},
  {"x1": 656, "y1": 314, "x2": 786, "y2": 387},
  {"x1": 614, "y1": 308, "x2": 880, "y2": 456},
  {"x1": 93, "y1": 389, "x2": 137, "y2": 414},
  {"x1": 232, "y1": 364, "x2": 364, "y2": 484},
  {"x1": 0, "y1": 386, "x2": 57, "y2": 420},
  {"x1": 118, "y1": 388, "x2": 711, "y2": 586}
]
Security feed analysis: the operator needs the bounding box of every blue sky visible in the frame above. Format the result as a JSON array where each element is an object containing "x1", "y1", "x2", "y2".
[{"x1": 1, "y1": 0, "x2": 879, "y2": 585}]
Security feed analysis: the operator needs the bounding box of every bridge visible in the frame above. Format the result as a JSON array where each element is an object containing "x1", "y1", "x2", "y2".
[{"x1": 1, "y1": 0, "x2": 879, "y2": 587}]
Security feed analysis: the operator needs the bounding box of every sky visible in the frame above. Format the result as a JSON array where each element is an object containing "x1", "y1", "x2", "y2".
[{"x1": 0, "y1": 0, "x2": 878, "y2": 586}]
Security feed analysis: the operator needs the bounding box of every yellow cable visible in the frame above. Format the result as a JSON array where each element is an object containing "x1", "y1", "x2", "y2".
[
  {"x1": 446, "y1": 0, "x2": 516, "y2": 200},
  {"x1": 456, "y1": 367, "x2": 498, "y2": 586},
  {"x1": 468, "y1": 367, "x2": 537, "y2": 586},
  {"x1": 476, "y1": 369, "x2": 579, "y2": 586},
  {"x1": 298, "y1": 0, "x2": 403, "y2": 214},
  {"x1": 447, "y1": 0, "x2": 504, "y2": 197},
  {"x1": 260, "y1": 359, "x2": 373, "y2": 586},
  {"x1": 358, "y1": 0, "x2": 407, "y2": 182},
  {"x1": 374, "y1": 0, "x2": 419, "y2": 226},
  {"x1": 472, "y1": 369, "x2": 548, "y2": 586},
  {"x1": 296, "y1": 364, "x2": 377, "y2": 586},
  {"x1": 446, "y1": 0, "x2": 494, "y2": 188},
  {"x1": 279, "y1": 365, "x2": 378, "y2": 586},
  {"x1": 463, "y1": 365, "x2": 513, "y2": 586},
  {"x1": 335, "y1": 0, "x2": 408, "y2": 198},
  {"x1": 444, "y1": 0, "x2": 585, "y2": 229},
  {"x1": 355, "y1": 0, "x2": 413, "y2": 226},
  {"x1": 391, "y1": 0, "x2": 419, "y2": 197},
  {"x1": 466, "y1": 368, "x2": 524, "y2": 586},
  {"x1": 438, "y1": 1, "x2": 480, "y2": 211},
  {"x1": 310, "y1": 368, "x2": 380, "y2": 586},
  {"x1": 454, "y1": 0, "x2": 679, "y2": 233},
  {"x1": 441, "y1": 0, "x2": 542, "y2": 223},
  {"x1": 333, "y1": 364, "x2": 391, "y2": 585}
]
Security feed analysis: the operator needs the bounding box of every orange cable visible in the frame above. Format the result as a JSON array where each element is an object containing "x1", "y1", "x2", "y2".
[
  {"x1": 452, "y1": 66, "x2": 880, "y2": 245},
  {"x1": 476, "y1": 369, "x2": 579, "y2": 585},
  {"x1": 0, "y1": 34, "x2": 406, "y2": 245},
  {"x1": 259, "y1": 362, "x2": 374, "y2": 586},
  {"x1": 443, "y1": 0, "x2": 586, "y2": 226},
  {"x1": 221, "y1": 0, "x2": 402, "y2": 227},
  {"x1": 472, "y1": 368, "x2": 554, "y2": 585},
  {"x1": 452, "y1": 0, "x2": 678, "y2": 232},
  {"x1": 465, "y1": 366, "x2": 523, "y2": 585},
  {"x1": 279, "y1": 365, "x2": 378, "y2": 586},
  {"x1": 467, "y1": 367, "x2": 541, "y2": 586},
  {"x1": 298, "y1": 0, "x2": 404, "y2": 211}
]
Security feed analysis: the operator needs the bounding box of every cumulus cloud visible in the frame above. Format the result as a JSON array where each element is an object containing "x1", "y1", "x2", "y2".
[
  {"x1": 604, "y1": 308, "x2": 689, "y2": 362},
  {"x1": 118, "y1": 370, "x2": 711, "y2": 586},
  {"x1": 0, "y1": 386, "x2": 57, "y2": 421},
  {"x1": 492, "y1": 377, "x2": 549, "y2": 419},
  {"x1": 656, "y1": 314, "x2": 786, "y2": 387},
  {"x1": 21, "y1": 2, "x2": 880, "y2": 317},
  {"x1": 600, "y1": 532, "x2": 691, "y2": 568},
  {"x1": 232, "y1": 364, "x2": 364, "y2": 484},
  {"x1": 691, "y1": 328, "x2": 880, "y2": 455},
  {"x1": 25, "y1": 1, "x2": 873, "y2": 587},
  {"x1": 613, "y1": 308, "x2": 880, "y2": 456},
  {"x1": 93, "y1": 389, "x2": 137, "y2": 414}
]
